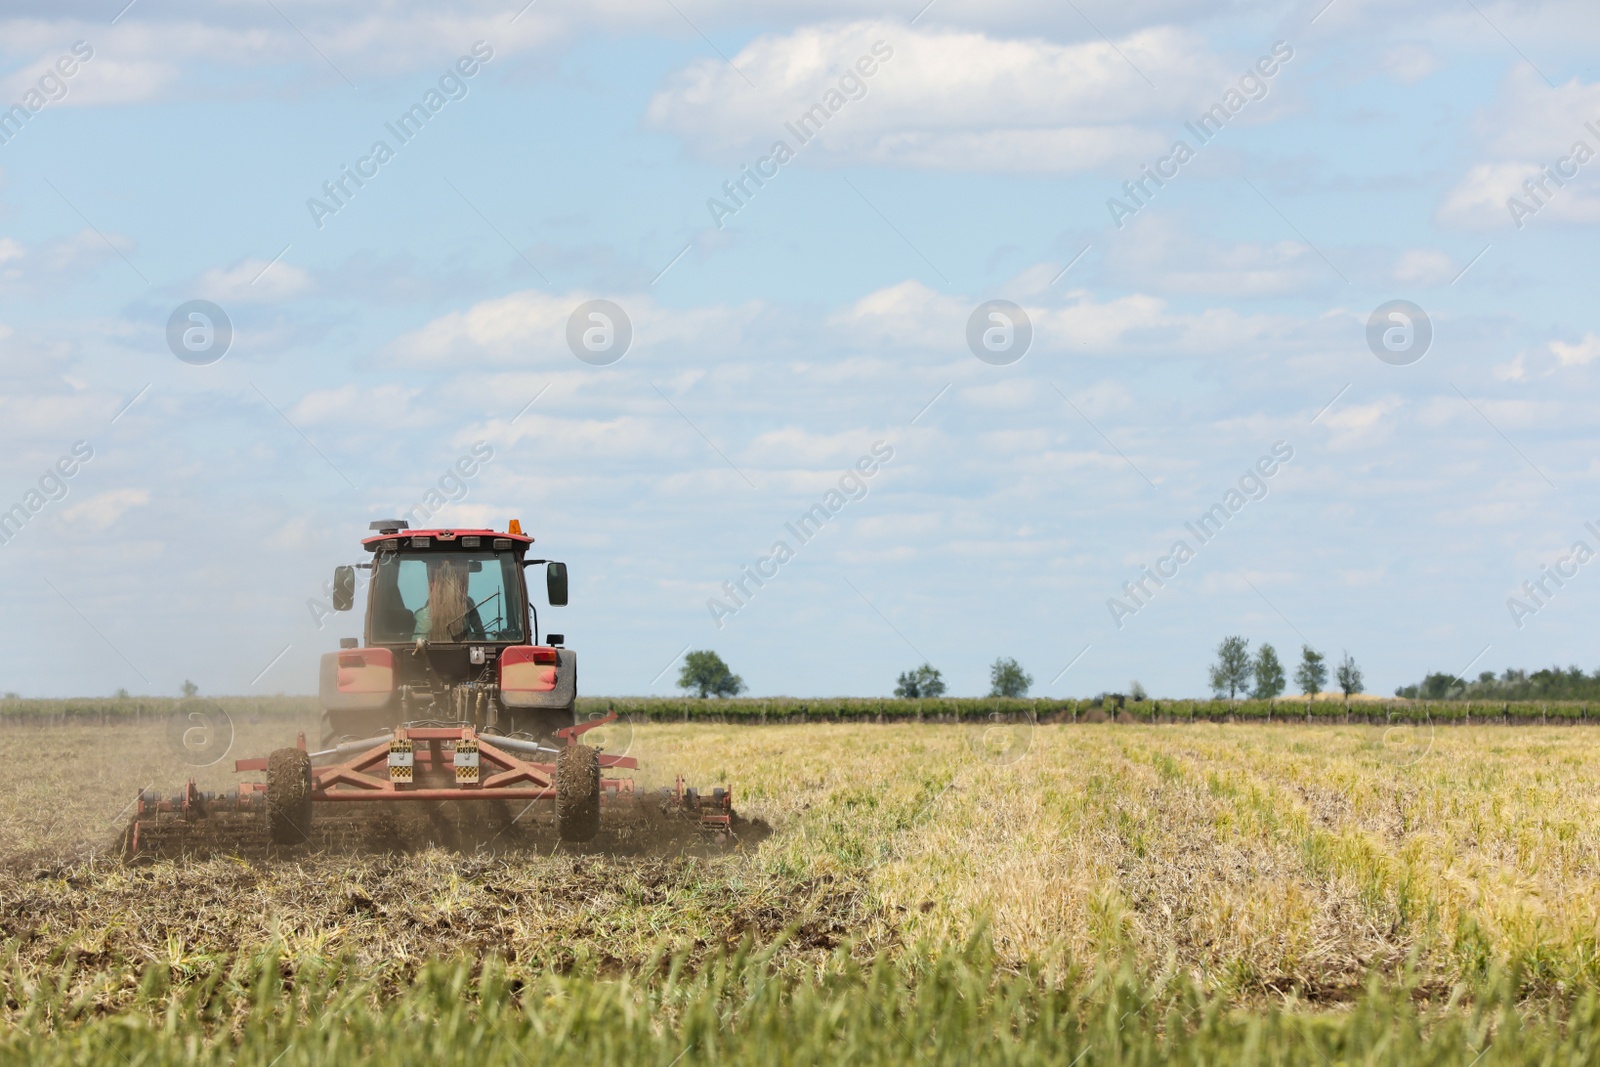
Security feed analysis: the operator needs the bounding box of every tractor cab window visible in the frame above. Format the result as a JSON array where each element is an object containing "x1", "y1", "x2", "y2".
[{"x1": 371, "y1": 551, "x2": 525, "y2": 644}]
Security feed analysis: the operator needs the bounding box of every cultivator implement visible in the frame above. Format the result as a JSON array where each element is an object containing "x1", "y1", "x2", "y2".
[
  {"x1": 124, "y1": 781, "x2": 265, "y2": 857},
  {"x1": 125, "y1": 712, "x2": 734, "y2": 857}
]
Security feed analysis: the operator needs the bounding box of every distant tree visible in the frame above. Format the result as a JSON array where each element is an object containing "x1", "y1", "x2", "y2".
[
  {"x1": 1294, "y1": 646, "x2": 1327, "y2": 696},
  {"x1": 1396, "y1": 664, "x2": 1600, "y2": 701},
  {"x1": 989, "y1": 657, "x2": 1032, "y2": 698},
  {"x1": 1252, "y1": 643, "x2": 1286, "y2": 699},
  {"x1": 678, "y1": 651, "x2": 746, "y2": 699},
  {"x1": 1416, "y1": 672, "x2": 1458, "y2": 700},
  {"x1": 114, "y1": 688, "x2": 130, "y2": 699},
  {"x1": 1208, "y1": 636, "x2": 1253, "y2": 701},
  {"x1": 181, "y1": 680, "x2": 199, "y2": 698},
  {"x1": 894, "y1": 663, "x2": 947, "y2": 698},
  {"x1": 1129, "y1": 679, "x2": 1148, "y2": 702},
  {"x1": 1335, "y1": 652, "x2": 1364, "y2": 700}
]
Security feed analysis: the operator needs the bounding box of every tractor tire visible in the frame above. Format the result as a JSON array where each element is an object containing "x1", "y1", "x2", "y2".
[
  {"x1": 266, "y1": 747, "x2": 314, "y2": 846},
  {"x1": 556, "y1": 743, "x2": 601, "y2": 843}
]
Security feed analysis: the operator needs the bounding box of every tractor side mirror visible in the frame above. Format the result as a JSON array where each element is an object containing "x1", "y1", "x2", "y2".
[
  {"x1": 332, "y1": 566, "x2": 356, "y2": 612},
  {"x1": 546, "y1": 561, "x2": 568, "y2": 606}
]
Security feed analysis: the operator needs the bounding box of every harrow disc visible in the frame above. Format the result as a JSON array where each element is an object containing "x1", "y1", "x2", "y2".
[
  {"x1": 556, "y1": 742, "x2": 601, "y2": 842},
  {"x1": 266, "y1": 747, "x2": 313, "y2": 845}
]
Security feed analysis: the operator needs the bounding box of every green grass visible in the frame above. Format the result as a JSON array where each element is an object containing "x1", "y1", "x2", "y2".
[{"x1": 7, "y1": 941, "x2": 1600, "y2": 1066}]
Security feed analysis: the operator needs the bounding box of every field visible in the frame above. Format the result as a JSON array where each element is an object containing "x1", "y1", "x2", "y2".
[{"x1": 7, "y1": 713, "x2": 1600, "y2": 1063}]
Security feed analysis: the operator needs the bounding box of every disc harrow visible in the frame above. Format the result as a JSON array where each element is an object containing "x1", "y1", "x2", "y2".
[{"x1": 126, "y1": 711, "x2": 735, "y2": 858}]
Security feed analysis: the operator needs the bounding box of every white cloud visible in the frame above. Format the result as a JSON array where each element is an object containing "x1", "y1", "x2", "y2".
[
  {"x1": 1438, "y1": 161, "x2": 1600, "y2": 229},
  {"x1": 61, "y1": 488, "x2": 151, "y2": 531},
  {"x1": 745, "y1": 426, "x2": 877, "y2": 467},
  {"x1": 1439, "y1": 162, "x2": 1540, "y2": 228},
  {"x1": 1550, "y1": 332, "x2": 1600, "y2": 366},
  {"x1": 1438, "y1": 69, "x2": 1600, "y2": 229},
  {"x1": 58, "y1": 60, "x2": 180, "y2": 106},
  {"x1": 826, "y1": 279, "x2": 963, "y2": 349},
  {"x1": 0, "y1": 390, "x2": 113, "y2": 442},
  {"x1": 0, "y1": 0, "x2": 1592, "y2": 112},
  {"x1": 1392, "y1": 248, "x2": 1456, "y2": 285},
  {"x1": 1105, "y1": 216, "x2": 1334, "y2": 297},
  {"x1": 288, "y1": 383, "x2": 421, "y2": 425},
  {"x1": 826, "y1": 275, "x2": 1294, "y2": 357},
  {"x1": 384, "y1": 288, "x2": 762, "y2": 366},
  {"x1": 1475, "y1": 68, "x2": 1600, "y2": 160},
  {"x1": 647, "y1": 20, "x2": 1249, "y2": 174},
  {"x1": 386, "y1": 289, "x2": 576, "y2": 365},
  {"x1": 0, "y1": 230, "x2": 134, "y2": 293},
  {"x1": 0, "y1": 14, "x2": 565, "y2": 98},
  {"x1": 1319, "y1": 398, "x2": 1402, "y2": 450},
  {"x1": 1493, "y1": 352, "x2": 1529, "y2": 381},
  {"x1": 1381, "y1": 42, "x2": 1438, "y2": 84},
  {"x1": 32, "y1": 229, "x2": 136, "y2": 276},
  {"x1": 194, "y1": 258, "x2": 311, "y2": 303}
]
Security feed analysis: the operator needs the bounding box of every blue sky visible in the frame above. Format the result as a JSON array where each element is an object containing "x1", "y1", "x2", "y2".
[{"x1": 0, "y1": 0, "x2": 1597, "y2": 699}]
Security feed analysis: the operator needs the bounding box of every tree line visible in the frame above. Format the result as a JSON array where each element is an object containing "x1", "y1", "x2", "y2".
[
  {"x1": 1207, "y1": 637, "x2": 1365, "y2": 700},
  {"x1": 1397, "y1": 666, "x2": 1600, "y2": 702},
  {"x1": 677, "y1": 643, "x2": 1381, "y2": 702},
  {"x1": 677, "y1": 650, "x2": 1036, "y2": 699}
]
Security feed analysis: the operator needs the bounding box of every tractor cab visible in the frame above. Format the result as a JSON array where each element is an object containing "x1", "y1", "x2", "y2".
[{"x1": 319, "y1": 519, "x2": 576, "y2": 745}]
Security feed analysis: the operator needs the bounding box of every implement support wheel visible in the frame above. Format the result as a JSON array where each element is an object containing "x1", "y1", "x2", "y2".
[
  {"x1": 556, "y1": 743, "x2": 601, "y2": 842},
  {"x1": 266, "y1": 747, "x2": 313, "y2": 845}
]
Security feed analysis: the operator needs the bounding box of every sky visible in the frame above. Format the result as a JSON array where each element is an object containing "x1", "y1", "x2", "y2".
[{"x1": 0, "y1": 0, "x2": 1596, "y2": 700}]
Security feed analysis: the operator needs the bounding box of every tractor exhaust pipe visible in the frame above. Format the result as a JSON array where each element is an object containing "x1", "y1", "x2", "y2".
[
  {"x1": 480, "y1": 734, "x2": 563, "y2": 760},
  {"x1": 308, "y1": 734, "x2": 395, "y2": 764}
]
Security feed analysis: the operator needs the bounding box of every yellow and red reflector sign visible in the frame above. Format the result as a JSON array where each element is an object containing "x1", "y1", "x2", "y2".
[
  {"x1": 388, "y1": 738, "x2": 414, "y2": 784},
  {"x1": 454, "y1": 738, "x2": 480, "y2": 784}
]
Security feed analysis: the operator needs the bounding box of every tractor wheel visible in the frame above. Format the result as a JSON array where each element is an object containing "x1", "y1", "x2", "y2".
[
  {"x1": 266, "y1": 747, "x2": 313, "y2": 845},
  {"x1": 556, "y1": 743, "x2": 601, "y2": 842}
]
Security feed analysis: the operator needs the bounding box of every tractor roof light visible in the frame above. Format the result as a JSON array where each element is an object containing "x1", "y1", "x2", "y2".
[{"x1": 508, "y1": 519, "x2": 524, "y2": 535}]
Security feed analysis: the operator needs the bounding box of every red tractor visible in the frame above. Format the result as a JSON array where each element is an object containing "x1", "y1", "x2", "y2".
[
  {"x1": 320, "y1": 518, "x2": 578, "y2": 746},
  {"x1": 127, "y1": 520, "x2": 732, "y2": 854}
]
